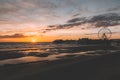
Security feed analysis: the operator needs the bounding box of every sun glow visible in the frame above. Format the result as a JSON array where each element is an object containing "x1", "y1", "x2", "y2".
[{"x1": 31, "y1": 38, "x2": 37, "y2": 43}]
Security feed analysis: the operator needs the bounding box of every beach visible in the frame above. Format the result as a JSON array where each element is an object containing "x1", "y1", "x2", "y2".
[
  {"x1": 0, "y1": 0, "x2": 120, "y2": 80},
  {"x1": 0, "y1": 45, "x2": 120, "y2": 80}
]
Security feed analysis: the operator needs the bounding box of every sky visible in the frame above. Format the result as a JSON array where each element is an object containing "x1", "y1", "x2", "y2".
[{"x1": 0, "y1": 0, "x2": 120, "y2": 42}]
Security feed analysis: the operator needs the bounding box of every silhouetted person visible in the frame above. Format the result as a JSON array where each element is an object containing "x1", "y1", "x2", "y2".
[{"x1": 102, "y1": 33, "x2": 108, "y2": 40}]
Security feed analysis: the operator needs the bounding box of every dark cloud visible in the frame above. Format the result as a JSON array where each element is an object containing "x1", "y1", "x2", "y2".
[
  {"x1": 67, "y1": 13, "x2": 120, "y2": 27},
  {"x1": 90, "y1": 13, "x2": 120, "y2": 27},
  {"x1": 90, "y1": 13, "x2": 120, "y2": 22},
  {"x1": 44, "y1": 22, "x2": 85, "y2": 33},
  {"x1": 72, "y1": 13, "x2": 81, "y2": 17},
  {"x1": 45, "y1": 13, "x2": 120, "y2": 32},
  {"x1": 67, "y1": 17, "x2": 86, "y2": 23},
  {"x1": 107, "y1": 7, "x2": 120, "y2": 12},
  {"x1": 0, "y1": 0, "x2": 120, "y2": 26},
  {"x1": 0, "y1": 33, "x2": 29, "y2": 38}
]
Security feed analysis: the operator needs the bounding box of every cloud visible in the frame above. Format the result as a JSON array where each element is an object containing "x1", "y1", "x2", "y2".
[
  {"x1": 0, "y1": 2, "x2": 19, "y2": 12},
  {"x1": 106, "y1": 6, "x2": 120, "y2": 12},
  {"x1": 71, "y1": 13, "x2": 81, "y2": 17},
  {"x1": 0, "y1": 0, "x2": 120, "y2": 36},
  {"x1": 0, "y1": 0, "x2": 59, "y2": 25},
  {"x1": 44, "y1": 13, "x2": 120, "y2": 32},
  {"x1": 0, "y1": 33, "x2": 29, "y2": 38},
  {"x1": 67, "y1": 17, "x2": 86, "y2": 23},
  {"x1": 90, "y1": 13, "x2": 120, "y2": 27},
  {"x1": 67, "y1": 13, "x2": 120, "y2": 27},
  {"x1": 0, "y1": 0, "x2": 120, "y2": 26},
  {"x1": 0, "y1": 7, "x2": 19, "y2": 15}
]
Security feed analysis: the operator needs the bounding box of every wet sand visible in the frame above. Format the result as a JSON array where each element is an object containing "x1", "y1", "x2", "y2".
[
  {"x1": 0, "y1": 49, "x2": 120, "y2": 80},
  {"x1": 0, "y1": 45, "x2": 116, "y2": 60}
]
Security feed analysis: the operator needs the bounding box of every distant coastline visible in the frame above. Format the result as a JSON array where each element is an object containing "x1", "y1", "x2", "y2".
[{"x1": 53, "y1": 38, "x2": 120, "y2": 45}]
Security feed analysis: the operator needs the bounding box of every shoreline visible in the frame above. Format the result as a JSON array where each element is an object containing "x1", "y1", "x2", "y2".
[
  {"x1": 0, "y1": 50, "x2": 120, "y2": 80},
  {"x1": 0, "y1": 45, "x2": 117, "y2": 61}
]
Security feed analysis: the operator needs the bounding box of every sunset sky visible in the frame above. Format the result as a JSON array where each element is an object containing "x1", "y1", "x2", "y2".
[{"x1": 0, "y1": 0, "x2": 120, "y2": 42}]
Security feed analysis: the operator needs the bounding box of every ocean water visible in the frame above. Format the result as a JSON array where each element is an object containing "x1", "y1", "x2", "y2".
[
  {"x1": 0, "y1": 42, "x2": 82, "y2": 66},
  {"x1": 0, "y1": 42, "x2": 117, "y2": 66}
]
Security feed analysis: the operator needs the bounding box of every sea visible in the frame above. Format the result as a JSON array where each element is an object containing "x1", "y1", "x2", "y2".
[{"x1": 0, "y1": 42, "x2": 117, "y2": 66}]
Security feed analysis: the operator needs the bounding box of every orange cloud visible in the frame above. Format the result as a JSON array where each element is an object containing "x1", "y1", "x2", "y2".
[{"x1": 0, "y1": 33, "x2": 28, "y2": 38}]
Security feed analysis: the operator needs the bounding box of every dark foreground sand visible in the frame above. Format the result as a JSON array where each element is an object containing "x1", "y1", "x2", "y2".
[{"x1": 0, "y1": 50, "x2": 120, "y2": 80}]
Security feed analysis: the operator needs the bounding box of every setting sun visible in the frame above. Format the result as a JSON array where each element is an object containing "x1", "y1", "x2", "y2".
[{"x1": 31, "y1": 38, "x2": 37, "y2": 43}]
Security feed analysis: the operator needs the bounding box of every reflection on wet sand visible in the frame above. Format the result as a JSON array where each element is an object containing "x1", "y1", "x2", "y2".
[{"x1": 0, "y1": 50, "x2": 119, "y2": 66}]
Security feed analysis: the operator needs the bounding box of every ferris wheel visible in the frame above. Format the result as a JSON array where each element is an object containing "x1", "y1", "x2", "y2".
[{"x1": 98, "y1": 27, "x2": 112, "y2": 40}]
